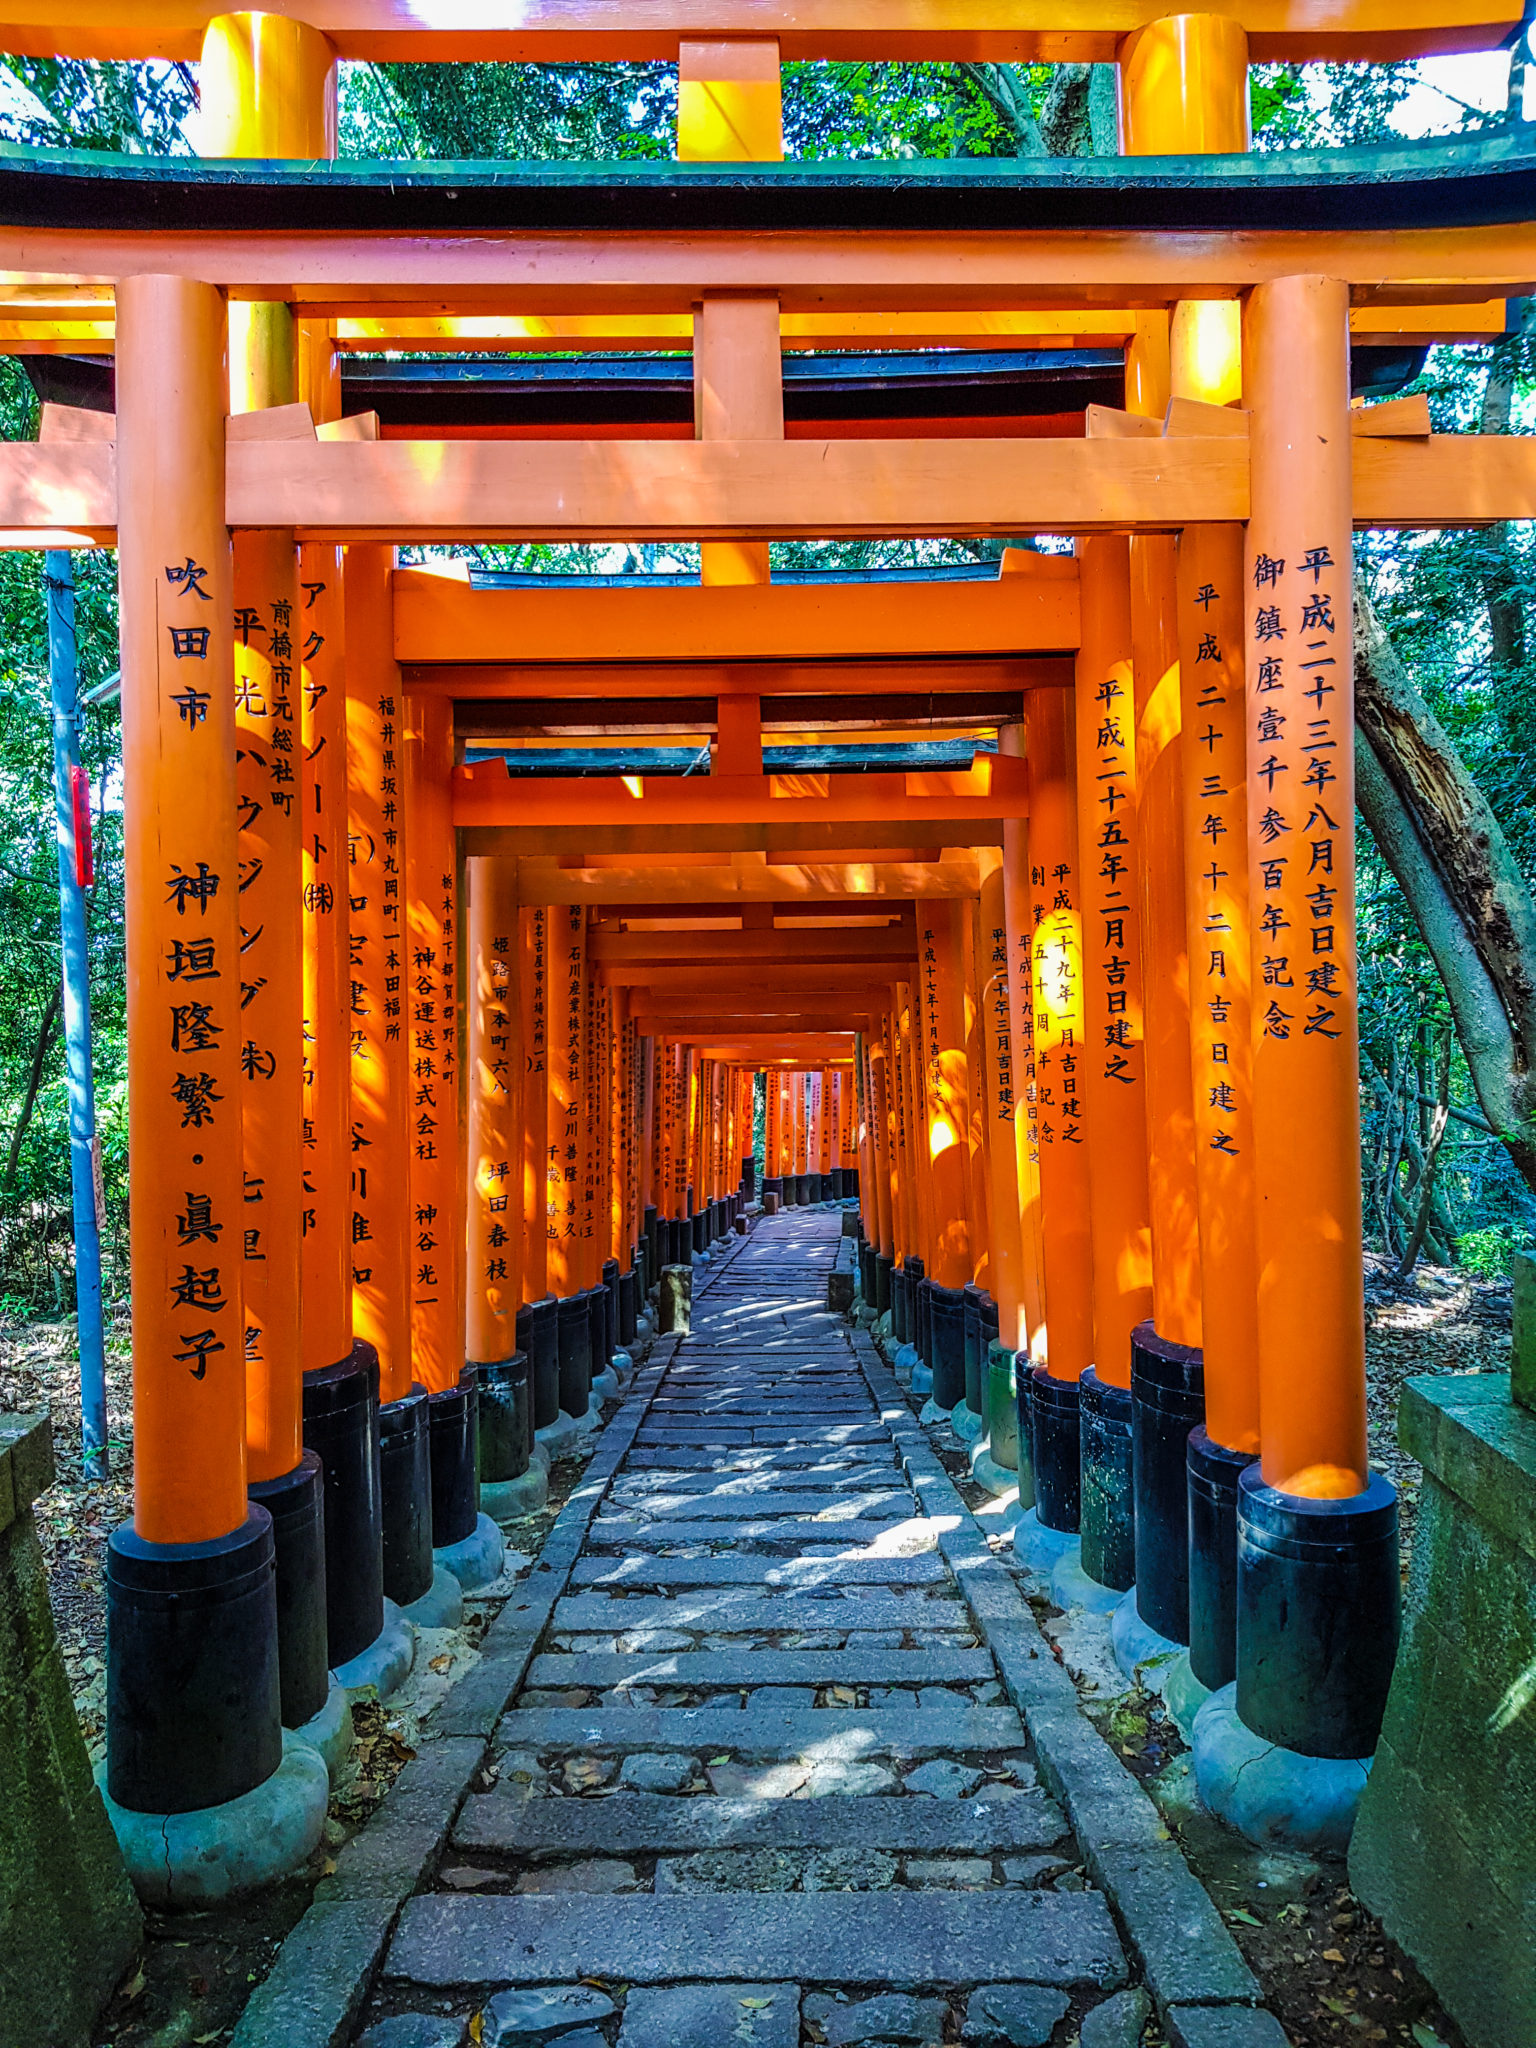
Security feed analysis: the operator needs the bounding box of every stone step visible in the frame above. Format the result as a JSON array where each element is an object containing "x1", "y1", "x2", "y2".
[
  {"x1": 568, "y1": 1555, "x2": 947, "y2": 1590},
  {"x1": 586, "y1": 1519, "x2": 930, "y2": 1550},
  {"x1": 550, "y1": 1590, "x2": 969, "y2": 1635},
  {"x1": 634, "y1": 1427, "x2": 887, "y2": 1446},
  {"x1": 525, "y1": 1647, "x2": 995, "y2": 1690},
  {"x1": 386, "y1": 1892, "x2": 1125, "y2": 1993},
  {"x1": 595, "y1": 1490, "x2": 911, "y2": 1520},
  {"x1": 610, "y1": 1471, "x2": 896, "y2": 1497},
  {"x1": 494, "y1": 1706, "x2": 1026, "y2": 1757},
  {"x1": 622, "y1": 1449, "x2": 891, "y2": 1471},
  {"x1": 455, "y1": 1790, "x2": 1067, "y2": 1859}
]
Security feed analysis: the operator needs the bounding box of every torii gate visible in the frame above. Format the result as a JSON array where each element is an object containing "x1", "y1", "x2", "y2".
[{"x1": 0, "y1": 0, "x2": 1528, "y2": 1921}]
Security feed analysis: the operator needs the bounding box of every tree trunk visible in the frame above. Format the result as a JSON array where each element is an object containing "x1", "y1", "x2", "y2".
[
  {"x1": 1353, "y1": 579, "x2": 1536, "y2": 1199},
  {"x1": 3, "y1": 986, "x2": 61, "y2": 1191}
]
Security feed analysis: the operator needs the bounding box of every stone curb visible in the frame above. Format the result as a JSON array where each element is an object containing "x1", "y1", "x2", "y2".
[
  {"x1": 235, "y1": 1344, "x2": 677, "y2": 2048},
  {"x1": 847, "y1": 1330, "x2": 1271, "y2": 2030}
]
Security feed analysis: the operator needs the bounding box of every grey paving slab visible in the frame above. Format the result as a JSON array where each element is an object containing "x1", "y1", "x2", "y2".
[
  {"x1": 586, "y1": 1519, "x2": 927, "y2": 1550},
  {"x1": 596, "y1": 1490, "x2": 910, "y2": 1520},
  {"x1": 552, "y1": 1591, "x2": 970, "y2": 1633},
  {"x1": 387, "y1": 1892, "x2": 1127, "y2": 1992},
  {"x1": 618, "y1": 1983, "x2": 799, "y2": 2048},
  {"x1": 624, "y1": 1449, "x2": 895, "y2": 1470},
  {"x1": 568, "y1": 1554, "x2": 948, "y2": 1589},
  {"x1": 495, "y1": 1706, "x2": 1025, "y2": 1757},
  {"x1": 456, "y1": 1791, "x2": 1068, "y2": 1858},
  {"x1": 526, "y1": 1648, "x2": 993, "y2": 1688}
]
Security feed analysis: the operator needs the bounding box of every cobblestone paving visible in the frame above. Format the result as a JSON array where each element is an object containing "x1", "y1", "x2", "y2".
[{"x1": 364, "y1": 1210, "x2": 1137, "y2": 2047}]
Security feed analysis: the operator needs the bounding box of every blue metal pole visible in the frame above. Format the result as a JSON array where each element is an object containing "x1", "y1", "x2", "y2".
[{"x1": 45, "y1": 550, "x2": 108, "y2": 1480}]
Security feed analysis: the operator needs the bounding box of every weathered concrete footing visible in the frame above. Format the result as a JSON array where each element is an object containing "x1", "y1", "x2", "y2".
[
  {"x1": 332, "y1": 1598, "x2": 415, "y2": 1701},
  {"x1": 1192, "y1": 1682, "x2": 1370, "y2": 1855},
  {"x1": 434, "y1": 1513, "x2": 505, "y2": 1591},
  {"x1": 482, "y1": 1465, "x2": 549, "y2": 1523},
  {"x1": 97, "y1": 1733, "x2": 329, "y2": 1907},
  {"x1": 1110, "y1": 1589, "x2": 1183, "y2": 1693},
  {"x1": 401, "y1": 1565, "x2": 463, "y2": 1631},
  {"x1": 289, "y1": 1680, "x2": 354, "y2": 1780}
]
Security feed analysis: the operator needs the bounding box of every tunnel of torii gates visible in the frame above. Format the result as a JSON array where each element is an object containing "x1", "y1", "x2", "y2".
[{"x1": 0, "y1": 0, "x2": 1532, "y2": 1854}]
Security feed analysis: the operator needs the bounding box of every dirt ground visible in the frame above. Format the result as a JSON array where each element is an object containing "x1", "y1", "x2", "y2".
[{"x1": 0, "y1": 1256, "x2": 1512, "y2": 2048}]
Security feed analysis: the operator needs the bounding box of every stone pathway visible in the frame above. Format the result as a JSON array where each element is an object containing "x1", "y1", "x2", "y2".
[{"x1": 238, "y1": 1209, "x2": 1286, "y2": 2048}]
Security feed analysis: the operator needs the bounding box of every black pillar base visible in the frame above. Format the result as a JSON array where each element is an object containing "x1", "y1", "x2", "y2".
[
  {"x1": 1187, "y1": 1426, "x2": 1257, "y2": 1693},
  {"x1": 1029, "y1": 1364, "x2": 1081, "y2": 1534},
  {"x1": 798, "y1": 1173, "x2": 812, "y2": 1206},
  {"x1": 106, "y1": 1508, "x2": 282, "y2": 1814},
  {"x1": 874, "y1": 1251, "x2": 893, "y2": 1318},
  {"x1": 1079, "y1": 1368, "x2": 1135, "y2": 1592},
  {"x1": 475, "y1": 1351, "x2": 530, "y2": 1483},
  {"x1": 962, "y1": 1284, "x2": 986, "y2": 1416},
  {"x1": 557, "y1": 1292, "x2": 592, "y2": 1416},
  {"x1": 302, "y1": 1343, "x2": 383, "y2": 1669},
  {"x1": 603, "y1": 1257, "x2": 621, "y2": 1362},
  {"x1": 741, "y1": 1155, "x2": 756, "y2": 1198},
  {"x1": 643, "y1": 1204, "x2": 660, "y2": 1283},
  {"x1": 1013, "y1": 1357, "x2": 1036, "y2": 1510},
  {"x1": 891, "y1": 1265, "x2": 909, "y2": 1345},
  {"x1": 1237, "y1": 1466, "x2": 1400, "y2": 1759},
  {"x1": 428, "y1": 1367, "x2": 480, "y2": 1550},
  {"x1": 929, "y1": 1283, "x2": 966, "y2": 1409},
  {"x1": 379, "y1": 1387, "x2": 433, "y2": 1608},
  {"x1": 619, "y1": 1265, "x2": 638, "y2": 1346},
  {"x1": 521, "y1": 1296, "x2": 560, "y2": 1431},
  {"x1": 585, "y1": 1283, "x2": 610, "y2": 1378},
  {"x1": 915, "y1": 1271, "x2": 932, "y2": 1368},
  {"x1": 248, "y1": 1450, "x2": 330, "y2": 1730},
  {"x1": 1131, "y1": 1320, "x2": 1205, "y2": 1645}
]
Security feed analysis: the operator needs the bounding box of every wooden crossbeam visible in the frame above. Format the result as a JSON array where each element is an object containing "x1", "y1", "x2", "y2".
[
  {"x1": 0, "y1": 0, "x2": 1517, "y2": 65},
  {"x1": 5, "y1": 223, "x2": 1533, "y2": 310},
  {"x1": 514, "y1": 857, "x2": 981, "y2": 902}
]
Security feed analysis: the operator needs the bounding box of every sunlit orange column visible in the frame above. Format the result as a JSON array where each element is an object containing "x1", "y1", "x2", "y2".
[
  {"x1": 1075, "y1": 536, "x2": 1154, "y2": 1385},
  {"x1": 764, "y1": 1067, "x2": 782, "y2": 1191},
  {"x1": 868, "y1": 1031, "x2": 895, "y2": 1263},
  {"x1": 203, "y1": 15, "x2": 335, "y2": 1494},
  {"x1": 997, "y1": 724, "x2": 1047, "y2": 1368},
  {"x1": 546, "y1": 904, "x2": 586, "y2": 1297},
  {"x1": 1177, "y1": 526, "x2": 1260, "y2": 1457},
  {"x1": 467, "y1": 858, "x2": 521, "y2": 1363},
  {"x1": 402, "y1": 693, "x2": 462, "y2": 1395},
  {"x1": 978, "y1": 853, "x2": 1025, "y2": 1353},
  {"x1": 680, "y1": 36, "x2": 782, "y2": 589},
  {"x1": 917, "y1": 901, "x2": 973, "y2": 1290},
  {"x1": 346, "y1": 546, "x2": 412, "y2": 1404},
  {"x1": 962, "y1": 900, "x2": 993, "y2": 1294},
  {"x1": 1245, "y1": 276, "x2": 1367, "y2": 1498},
  {"x1": 118, "y1": 278, "x2": 245, "y2": 1547},
  {"x1": 1025, "y1": 687, "x2": 1095, "y2": 1384},
  {"x1": 520, "y1": 906, "x2": 549, "y2": 1303},
  {"x1": 296, "y1": 330, "x2": 351, "y2": 1386}
]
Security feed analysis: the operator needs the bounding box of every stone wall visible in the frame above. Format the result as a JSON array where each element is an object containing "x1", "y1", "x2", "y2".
[
  {"x1": 1350, "y1": 1373, "x2": 1536, "y2": 2048},
  {"x1": 0, "y1": 1413, "x2": 141, "y2": 2048}
]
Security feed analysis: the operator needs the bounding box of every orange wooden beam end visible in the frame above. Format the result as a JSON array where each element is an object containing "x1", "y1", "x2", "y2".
[{"x1": 0, "y1": 1, "x2": 1517, "y2": 65}]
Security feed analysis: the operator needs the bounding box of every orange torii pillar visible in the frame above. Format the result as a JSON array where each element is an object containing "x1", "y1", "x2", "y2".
[
  {"x1": 294, "y1": 322, "x2": 381, "y2": 1684},
  {"x1": 915, "y1": 901, "x2": 973, "y2": 1418},
  {"x1": 102, "y1": 275, "x2": 294, "y2": 1838},
  {"x1": 347, "y1": 546, "x2": 436, "y2": 1617},
  {"x1": 867, "y1": 1027, "x2": 896, "y2": 1320},
  {"x1": 763, "y1": 1063, "x2": 783, "y2": 1209},
  {"x1": 405, "y1": 692, "x2": 498, "y2": 1582},
  {"x1": 1018, "y1": 685, "x2": 1096, "y2": 1553},
  {"x1": 518, "y1": 904, "x2": 562, "y2": 1451},
  {"x1": 740, "y1": 1067, "x2": 759, "y2": 1202},
  {"x1": 954, "y1": 894, "x2": 995, "y2": 1437},
  {"x1": 466, "y1": 858, "x2": 545, "y2": 1519},
  {"x1": 997, "y1": 723, "x2": 1048, "y2": 1380},
  {"x1": 547, "y1": 904, "x2": 595, "y2": 1432},
  {"x1": 587, "y1": 980, "x2": 621, "y2": 1385},
  {"x1": 1072, "y1": 535, "x2": 1153, "y2": 1594},
  {"x1": 1233, "y1": 274, "x2": 1398, "y2": 1765},
  {"x1": 1121, "y1": 11, "x2": 1238, "y2": 1659},
  {"x1": 853, "y1": 1045, "x2": 876, "y2": 1244},
  {"x1": 207, "y1": 9, "x2": 337, "y2": 1752},
  {"x1": 893, "y1": 979, "x2": 933, "y2": 1361},
  {"x1": 975, "y1": 851, "x2": 1027, "y2": 1495}
]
